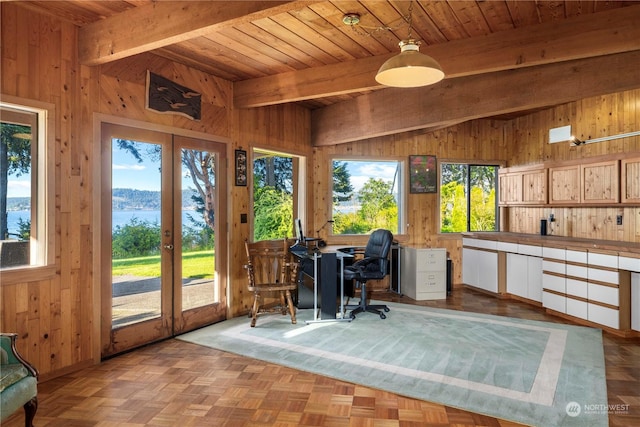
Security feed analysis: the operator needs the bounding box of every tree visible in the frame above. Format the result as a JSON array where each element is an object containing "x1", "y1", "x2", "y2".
[
  {"x1": 253, "y1": 155, "x2": 292, "y2": 193},
  {"x1": 253, "y1": 186, "x2": 293, "y2": 240},
  {"x1": 182, "y1": 149, "x2": 216, "y2": 230},
  {"x1": 357, "y1": 178, "x2": 396, "y2": 225},
  {"x1": 1, "y1": 123, "x2": 31, "y2": 240},
  {"x1": 112, "y1": 217, "x2": 161, "y2": 258},
  {"x1": 332, "y1": 161, "x2": 354, "y2": 203},
  {"x1": 333, "y1": 178, "x2": 397, "y2": 234}
]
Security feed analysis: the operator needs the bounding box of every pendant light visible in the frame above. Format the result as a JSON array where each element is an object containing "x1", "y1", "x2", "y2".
[{"x1": 374, "y1": 2, "x2": 444, "y2": 88}]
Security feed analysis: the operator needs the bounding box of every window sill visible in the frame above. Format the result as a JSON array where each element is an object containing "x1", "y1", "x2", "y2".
[{"x1": 0, "y1": 264, "x2": 57, "y2": 285}]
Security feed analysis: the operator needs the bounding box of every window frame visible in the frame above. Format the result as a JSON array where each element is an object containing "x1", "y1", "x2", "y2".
[
  {"x1": 328, "y1": 155, "x2": 406, "y2": 238},
  {"x1": 0, "y1": 95, "x2": 56, "y2": 279},
  {"x1": 438, "y1": 160, "x2": 501, "y2": 234}
]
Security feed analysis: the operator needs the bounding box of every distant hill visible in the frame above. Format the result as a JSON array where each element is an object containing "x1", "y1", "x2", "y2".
[
  {"x1": 7, "y1": 189, "x2": 200, "y2": 211},
  {"x1": 6, "y1": 197, "x2": 31, "y2": 210},
  {"x1": 112, "y1": 188, "x2": 199, "y2": 210},
  {"x1": 112, "y1": 188, "x2": 160, "y2": 210}
]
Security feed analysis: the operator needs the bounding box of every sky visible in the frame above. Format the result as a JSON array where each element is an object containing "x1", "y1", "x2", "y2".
[
  {"x1": 7, "y1": 145, "x2": 399, "y2": 198},
  {"x1": 112, "y1": 145, "x2": 162, "y2": 191},
  {"x1": 344, "y1": 160, "x2": 399, "y2": 192}
]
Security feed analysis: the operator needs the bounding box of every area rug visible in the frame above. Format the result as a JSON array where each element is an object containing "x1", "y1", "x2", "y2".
[{"x1": 178, "y1": 301, "x2": 608, "y2": 427}]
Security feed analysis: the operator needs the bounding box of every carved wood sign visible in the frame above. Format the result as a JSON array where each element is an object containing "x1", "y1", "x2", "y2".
[{"x1": 145, "y1": 70, "x2": 201, "y2": 120}]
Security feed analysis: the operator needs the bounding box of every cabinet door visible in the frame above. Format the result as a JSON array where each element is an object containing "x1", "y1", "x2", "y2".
[
  {"x1": 498, "y1": 173, "x2": 522, "y2": 205},
  {"x1": 549, "y1": 165, "x2": 580, "y2": 204},
  {"x1": 632, "y1": 273, "x2": 640, "y2": 332},
  {"x1": 462, "y1": 247, "x2": 478, "y2": 287},
  {"x1": 581, "y1": 160, "x2": 619, "y2": 203},
  {"x1": 522, "y1": 169, "x2": 547, "y2": 204},
  {"x1": 527, "y1": 256, "x2": 543, "y2": 302},
  {"x1": 477, "y1": 250, "x2": 498, "y2": 293},
  {"x1": 507, "y1": 253, "x2": 528, "y2": 298},
  {"x1": 621, "y1": 157, "x2": 640, "y2": 204}
]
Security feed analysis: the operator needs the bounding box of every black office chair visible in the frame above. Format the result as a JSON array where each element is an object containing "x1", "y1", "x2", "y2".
[{"x1": 343, "y1": 229, "x2": 393, "y2": 319}]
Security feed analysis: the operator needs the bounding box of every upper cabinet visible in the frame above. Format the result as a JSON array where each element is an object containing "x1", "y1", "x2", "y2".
[
  {"x1": 621, "y1": 157, "x2": 640, "y2": 204},
  {"x1": 550, "y1": 160, "x2": 619, "y2": 205},
  {"x1": 499, "y1": 166, "x2": 547, "y2": 205},
  {"x1": 549, "y1": 164, "x2": 580, "y2": 204},
  {"x1": 502, "y1": 155, "x2": 634, "y2": 207},
  {"x1": 581, "y1": 160, "x2": 619, "y2": 204}
]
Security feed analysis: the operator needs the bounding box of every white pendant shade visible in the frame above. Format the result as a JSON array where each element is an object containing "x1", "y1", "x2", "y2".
[{"x1": 375, "y1": 40, "x2": 444, "y2": 88}]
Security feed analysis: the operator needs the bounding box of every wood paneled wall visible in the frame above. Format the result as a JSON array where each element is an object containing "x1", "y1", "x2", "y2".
[
  {"x1": 230, "y1": 105, "x2": 312, "y2": 317},
  {"x1": 2, "y1": 1, "x2": 639, "y2": 382},
  {"x1": 1, "y1": 3, "x2": 90, "y2": 379},
  {"x1": 311, "y1": 119, "x2": 508, "y2": 288},
  {"x1": 505, "y1": 88, "x2": 640, "y2": 242},
  {"x1": 0, "y1": 2, "x2": 236, "y2": 380}
]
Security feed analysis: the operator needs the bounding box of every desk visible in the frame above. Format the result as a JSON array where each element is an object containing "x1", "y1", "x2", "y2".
[{"x1": 292, "y1": 249, "x2": 353, "y2": 323}]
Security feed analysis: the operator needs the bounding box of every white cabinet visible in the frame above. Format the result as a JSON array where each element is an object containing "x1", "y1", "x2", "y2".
[
  {"x1": 507, "y1": 253, "x2": 528, "y2": 298},
  {"x1": 463, "y1": 234, "x2": 638, "y2": 333},
  {"x1": 542, "y1": 247, "x2": 566, "y2": 313},
  {"x1": 402, "y1": 247, "x2": 447, "y2": 300},
  {"x1": 632, "y1": 273, "x2": 640, "y2": 332},
  {"x1": 462, "y1": 238, "x2": 498, "y2": 293},
  {"x1": 507, "y1": 253, "x2": 542, "y2": 302}
]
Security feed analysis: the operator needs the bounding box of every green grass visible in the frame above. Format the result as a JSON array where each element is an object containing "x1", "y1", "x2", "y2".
[{"x1": 112, "y1": 250, "x2": 215, "y2": 279}]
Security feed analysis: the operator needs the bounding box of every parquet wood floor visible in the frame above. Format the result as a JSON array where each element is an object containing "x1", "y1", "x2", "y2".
[{"x1": 3, "y1": 287, "x2": 638, "y2": 427}]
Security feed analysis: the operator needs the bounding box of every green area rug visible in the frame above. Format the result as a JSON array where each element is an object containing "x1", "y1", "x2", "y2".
[{"x1": 178, "y1": 302, "x2": 608, "y2": 426}]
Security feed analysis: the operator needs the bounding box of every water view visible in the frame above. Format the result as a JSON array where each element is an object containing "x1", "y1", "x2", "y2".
[{"x1": 6, "y1": 210, "x2": 197, "y2": 236}]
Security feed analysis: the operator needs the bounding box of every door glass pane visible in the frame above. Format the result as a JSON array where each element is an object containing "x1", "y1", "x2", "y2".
[
  {"x1": 111, "y1": 139, "x2": 162, "y2": 327},
  {"x1": 181, "y1": 148, "x2": 217, "y2": 310}
]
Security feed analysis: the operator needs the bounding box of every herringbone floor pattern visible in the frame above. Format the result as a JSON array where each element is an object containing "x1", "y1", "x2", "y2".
[{"x1": 3, "y1": 287, "x2": 638, "y2": 426}]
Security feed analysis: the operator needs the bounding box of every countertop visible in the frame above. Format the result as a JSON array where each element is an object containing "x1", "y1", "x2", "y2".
[{"x1": 462, "y1": 232, "x2": 640, "y2": 256}]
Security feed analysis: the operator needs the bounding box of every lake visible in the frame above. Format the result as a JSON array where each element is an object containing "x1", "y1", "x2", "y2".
[{"x1": 6, "y1": 210, "x2": 199, "y2": 235}]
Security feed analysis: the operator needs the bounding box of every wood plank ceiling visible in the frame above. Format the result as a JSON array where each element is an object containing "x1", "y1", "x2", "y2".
[{"x1": 18, "y1": 1, "x2": 640, "y2": 133}]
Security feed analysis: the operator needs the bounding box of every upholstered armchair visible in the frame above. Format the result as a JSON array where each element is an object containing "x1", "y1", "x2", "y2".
[{"x1": 1, "y1": 333, "x2": 38, "y2": 427}]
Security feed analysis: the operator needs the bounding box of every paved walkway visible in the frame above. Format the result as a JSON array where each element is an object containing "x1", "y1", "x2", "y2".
[{"x1": 111, "y1": 275, "x2": 216, "y2": 327}]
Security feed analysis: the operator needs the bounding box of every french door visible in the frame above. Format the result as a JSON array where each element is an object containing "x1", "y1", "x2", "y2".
[{"x1": 100, "y1": 123, "x2": 227, "y2": 358}]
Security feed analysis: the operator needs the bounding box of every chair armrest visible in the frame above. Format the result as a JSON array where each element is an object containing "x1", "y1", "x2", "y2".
[{"x1": 0, "y1": 333, "x2": 38, "y2": 379}]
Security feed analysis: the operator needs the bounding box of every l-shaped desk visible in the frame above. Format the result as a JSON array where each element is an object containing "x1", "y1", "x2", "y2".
[{"x1": 292, "y1": 248, "x2": 353, "y2": 323}]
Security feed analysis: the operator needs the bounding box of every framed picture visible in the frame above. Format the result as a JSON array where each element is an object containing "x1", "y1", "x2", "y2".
[
  {"x1": 409, "y1": 155, "x2": 437, "y2": 193},
  {"x1": 235, "y1": 149, "x2": 247, "y2": 186}
]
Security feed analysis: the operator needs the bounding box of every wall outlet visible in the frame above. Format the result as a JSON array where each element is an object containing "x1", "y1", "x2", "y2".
[
  {"x1": 549, "y1": 213, "x2": 555, "y2": 222},
  {"x1": 616, "y1": 215, "x2": 623, "y2": 225}
]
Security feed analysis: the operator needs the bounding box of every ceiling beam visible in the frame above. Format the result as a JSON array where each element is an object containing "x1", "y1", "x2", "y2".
[
  {"x1": 234, "y1": 4, "x2": 640, "y2": 108},
  {"x1": 78, "y1": 1, "x2": 320, "y2": 66},
  {"x1": 311, "y1": 50, "x2": 640, "y2": 146}
]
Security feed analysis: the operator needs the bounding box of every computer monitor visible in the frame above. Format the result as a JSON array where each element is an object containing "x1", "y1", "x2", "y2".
[
  {"x1": 295, "y1": 218, "x2": 320, "y2": 246},
  {"x1": 295, "y1": 218, "x2": 305, "y2": 243}
]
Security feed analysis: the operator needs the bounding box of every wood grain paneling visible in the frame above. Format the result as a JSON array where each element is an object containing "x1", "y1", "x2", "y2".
[
  {"x1": 3, "y1": 0, "x2": 640, "y2": 384},
  {"x1": 621, "y1": 157, "x2": 640, "y2": 203}
]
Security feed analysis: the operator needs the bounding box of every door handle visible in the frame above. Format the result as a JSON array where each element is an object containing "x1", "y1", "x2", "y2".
[{"x1": 163, "y1": 244, "x2": 174, "y2": 250}]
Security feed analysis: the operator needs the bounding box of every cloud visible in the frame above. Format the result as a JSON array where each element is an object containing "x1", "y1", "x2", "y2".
[
  {"x1": 348, "y1": 161, "x2": 398, "y2": 191},
  {"x1": 7, "y1": 180, "x2": 31, "y2": 197},
  {"x1": 112, "y1": 164, "x2": 146, "y2": 171}
]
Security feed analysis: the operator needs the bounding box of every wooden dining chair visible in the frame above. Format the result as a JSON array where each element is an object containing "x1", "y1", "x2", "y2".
[{"x1": 244, "y1": 239, "x2": 298, "y2": 327}]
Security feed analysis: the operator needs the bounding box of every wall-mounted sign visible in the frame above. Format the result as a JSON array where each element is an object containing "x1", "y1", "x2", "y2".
[{"x1": 146, "y1": 70, "x2": 201, "y2": 120}]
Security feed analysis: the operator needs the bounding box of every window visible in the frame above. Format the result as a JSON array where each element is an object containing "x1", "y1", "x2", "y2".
[
  {"x1": 440, "y1": 163, "x2": 499, "y2": 233},
  {"x1": 0, "y1": 97, "x2": 53, "y2": 269},
  {"x1": 331, "y1": 159, "x2": 404, "y2": 235},
  {"x1": 252, "y1": 149, "x2": 306, "y2": 241}
]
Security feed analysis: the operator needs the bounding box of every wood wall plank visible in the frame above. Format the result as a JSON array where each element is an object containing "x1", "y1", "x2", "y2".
[{"x1": 2, "y1": 1, "x2": 640, "y2": 382}]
